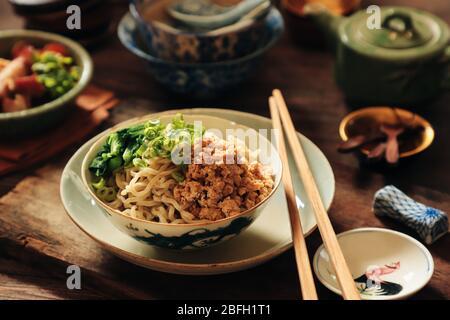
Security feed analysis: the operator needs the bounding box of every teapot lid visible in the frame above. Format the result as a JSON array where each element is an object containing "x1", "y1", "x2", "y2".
[{"x1": 342, "y1": 6, "x2": 449, "y2": 59}]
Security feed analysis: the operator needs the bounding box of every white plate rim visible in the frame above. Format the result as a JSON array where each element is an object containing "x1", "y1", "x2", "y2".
[{"x1": 60, "y1": 108, "x2": 336, "y2": 274}]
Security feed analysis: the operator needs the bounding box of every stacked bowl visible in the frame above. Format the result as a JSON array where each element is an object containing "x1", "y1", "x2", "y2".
[{"x1": 119, "y1": 0, "x2": 284, "y2": 99}]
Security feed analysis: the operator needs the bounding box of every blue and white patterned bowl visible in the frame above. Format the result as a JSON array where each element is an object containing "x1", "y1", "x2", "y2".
[
  {"x1": 118, "y1": 7, "x2": 283, "y2": 99},
  {"x1": 80, "y1": 114, "x2": 283, "y2": 250},
  {"x1": 130, "y1": 0, "x2": 270, "y2": 63}
]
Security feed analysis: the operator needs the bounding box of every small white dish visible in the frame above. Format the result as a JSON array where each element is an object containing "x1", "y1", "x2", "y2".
[{"x1": 313, "y1": 228, "x2": 434, "y2": 300}]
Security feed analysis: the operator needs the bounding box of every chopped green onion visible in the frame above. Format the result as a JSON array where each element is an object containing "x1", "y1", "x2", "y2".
[
  {"x1": 92, "y1": 178, "x2": 117, "y2": 202},
  {"x1": 171, "y1": 171, "x2": 185, "y2": 183},
  {"x1": 132, "y1": 158, "x2": 147, "y2": 168},
  {"x1": 32, "y1": 51, "x2": 79, "y2": 98},
  {"x1": 89, "y1": 114, "x2": 204, "y2": 182}
]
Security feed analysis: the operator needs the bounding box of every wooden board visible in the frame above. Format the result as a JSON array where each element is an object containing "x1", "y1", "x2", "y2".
[
  {"x1": 0, "y1": 0, "x2": 449, "y2": 300},
  {"x1": 0, "y1": 101, "x2": 448, "y2": 299}
]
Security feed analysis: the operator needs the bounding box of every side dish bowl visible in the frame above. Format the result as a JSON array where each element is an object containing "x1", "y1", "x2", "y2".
[
  {"x1": 339, "y1": 106, "x2": 435, "y2": 158},
  {"x1": 130, "y1": 0, "x2": 270, "y2": 63},
  {"x1": 0, "y1": 29, "x2": 93, "y2": 136},
  {"x1": 118, "y1": 8, "x2": 284, "y2": 99},
  {"x1": 80, "y1": 113, "x2": 283, "y2": 250}
]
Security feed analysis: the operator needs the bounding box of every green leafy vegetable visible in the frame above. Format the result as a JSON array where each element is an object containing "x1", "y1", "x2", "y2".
[
  {"x1": 89, "y1": 114, "x2": 203, "y2": 181},
  {"x1": 171, "y1": 170, "x2": 185, "y2": 183}
]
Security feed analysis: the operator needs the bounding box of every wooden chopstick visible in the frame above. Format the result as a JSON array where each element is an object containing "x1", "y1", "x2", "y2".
[
  {"x1": 269, "y1": 97, "x2": 318, "y2": 300},
  {"x1": 272, "y1": 89, "x2": 361, "y2": 300}
]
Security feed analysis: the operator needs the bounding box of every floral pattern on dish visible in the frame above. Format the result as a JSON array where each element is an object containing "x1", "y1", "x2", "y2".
[{"x1": 354, "y1": 262, "x2": 403, "y2": 296}]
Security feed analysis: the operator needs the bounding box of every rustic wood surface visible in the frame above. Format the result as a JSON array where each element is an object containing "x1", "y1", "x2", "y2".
[{"x1": 0, "y1": 0, "x2": 449, "y2": 300}]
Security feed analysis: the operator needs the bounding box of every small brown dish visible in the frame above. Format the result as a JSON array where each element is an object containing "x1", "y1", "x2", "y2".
[{"x1": 339, "y1": 107, "x2": 435, "y2": 159}]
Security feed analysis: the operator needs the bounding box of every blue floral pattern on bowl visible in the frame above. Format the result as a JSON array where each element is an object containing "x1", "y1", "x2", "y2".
[
  {"x1": 130, "y1": 0, "x2": 270, "y2": 63},
  {"x1": 118, "y1": 8, "x2": 284, "y2": 99},
  {"x1": 132, "y1": 217, "x2": 253, "y2": 249}
]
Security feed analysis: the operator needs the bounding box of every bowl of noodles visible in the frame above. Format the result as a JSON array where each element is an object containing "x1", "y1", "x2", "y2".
[{"x1": 81, "y1": 113, "x2": 282, "y2": 250}]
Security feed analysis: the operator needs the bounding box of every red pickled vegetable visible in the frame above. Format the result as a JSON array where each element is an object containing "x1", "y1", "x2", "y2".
[
  {"x1": 13, "y1": 75, "x2": 45, "y2": 97},
  {"x1": 11, "y1": 41, "x2": 35, "y2": 65},
  {"x1": 42, "y1": 42, "x2": 68, "y2": 56},
  {"x1": 12, "y1": 41, "x2": 30, "y2": 57}
]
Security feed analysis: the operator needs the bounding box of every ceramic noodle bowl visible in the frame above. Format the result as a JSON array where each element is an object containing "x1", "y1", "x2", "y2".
[
  {"x1": 81, "y1": 114, "x2": 283, "y2": 250},
  {"x1": 130, "y1": 0, "x2": 270, "y2": 63}
]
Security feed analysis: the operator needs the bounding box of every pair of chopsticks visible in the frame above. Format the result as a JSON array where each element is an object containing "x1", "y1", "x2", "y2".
[{"x1": 269, "y1": 89, "x2": 360, "y2": 300}]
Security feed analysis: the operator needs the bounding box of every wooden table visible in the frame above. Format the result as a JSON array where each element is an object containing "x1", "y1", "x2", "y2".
[{"x1": 0, "y1": 0, "x2": 448, "y2": 300}]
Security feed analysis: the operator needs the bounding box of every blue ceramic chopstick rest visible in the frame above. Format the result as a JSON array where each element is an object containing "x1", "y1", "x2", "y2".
[{"x1": 373, "y1": 185, "x2": 448, "y2": 245}]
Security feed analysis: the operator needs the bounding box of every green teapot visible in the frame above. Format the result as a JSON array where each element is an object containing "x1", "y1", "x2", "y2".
[{"x1": 308, "y1": 5, "x2": 450, "y2": 107}]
